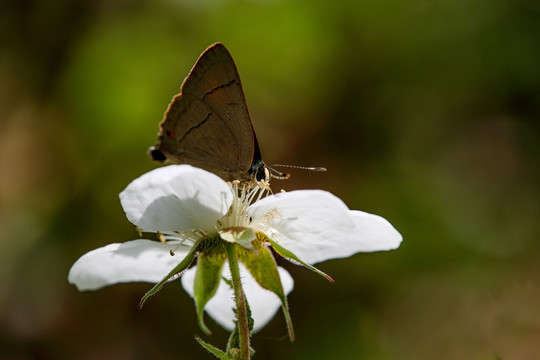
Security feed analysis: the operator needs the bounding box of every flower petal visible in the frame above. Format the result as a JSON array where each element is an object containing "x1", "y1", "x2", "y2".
[
  {"x1": 181, "y1": 265, "x2": 294, "y2": 332},
  {"x1": 248, "y1": 190, "x2": 402, "y2": 264},
  {"x1": 119, "y1": 165, "x2": 233, "y2": 233},
  {"x1": 247, "y1": 190, "x2": 356, "y2": 264},
  {"x1": 347, "y1": 210, "x2": 402, "y2": 252},
  {"x1": 268, "y1": 209, "x2": 402, "y2": 264},
  {"x1": 68, "y1": 240, "x2": 191, "y2": 291}
]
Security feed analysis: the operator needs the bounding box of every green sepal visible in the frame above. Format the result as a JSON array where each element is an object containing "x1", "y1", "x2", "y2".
[
  {"x1": 266, "y1": 237, "x2": 335, "y2": 282},
  {"x1": 139, "y1": 241, "x2": 199, "y2": 308},
  {"x1": 238, "y1": 233, "x2": 295, "y2": 341},
  {"x1": 194, "y1": 250, "x2": 227, "y2": 335},
  {"x1": 195, "y1": 336, "x2": 231, "y2": 360}
]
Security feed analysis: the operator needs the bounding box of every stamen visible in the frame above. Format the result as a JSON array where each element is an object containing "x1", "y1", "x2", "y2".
[
  {"x1": 160, "y1": 229, "x2": 205, "y2": 246},
  {"x1": 217, "y1": 179, "x2": 272, "y2": 230},
  {"x1": 157, "y1": 231, "x2": 166, "y2": 243}
]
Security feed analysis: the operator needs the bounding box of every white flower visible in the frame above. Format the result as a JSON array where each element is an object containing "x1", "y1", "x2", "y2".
[{"x1": 68, "y1": 165, "x2": 402, "y2": 332}]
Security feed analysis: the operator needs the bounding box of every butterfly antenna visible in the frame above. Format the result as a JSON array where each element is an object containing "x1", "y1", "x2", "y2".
[
  {"x1": 267, "y1": 164, "x2": 327, "y2": 180},
  {"x1": 270, "y1": 164, "x2": 327, "y2": 172}
]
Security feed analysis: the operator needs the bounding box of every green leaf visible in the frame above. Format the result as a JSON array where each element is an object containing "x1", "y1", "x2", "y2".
[
  {"x1": 222, "y1": 276, "x2": 233, "y2": 287},
  {"x1": 239, "y1": 236, "x2": 295, "y2": 341},
  {"x1": 266, "y1": 237, "x2": 334, "y2": 282},
  {"x1": 139, "y1": 242, "x2": 199, "y2": 308},
  {"x1": 195, "y1": 336, "x2": 231, "y2": 360},
  {"x1": 194, "y1": 251, "x2": 227, "y2": 335}
]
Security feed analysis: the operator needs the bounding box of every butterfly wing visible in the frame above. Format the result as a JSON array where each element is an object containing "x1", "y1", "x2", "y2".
[{"x1": 150, "y1": 43, "x2": 257, "y2": 182}]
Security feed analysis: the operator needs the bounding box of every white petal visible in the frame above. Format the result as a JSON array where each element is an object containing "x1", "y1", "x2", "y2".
[
  {"x1": 68, "y1": 240, "x2": 191, "y2": 291},
  {"x1": 347, "y1": 210, "x2": 402, "y2": 252},
  {"x1": 181, "y1": 265, "x2": 294, "y2": 332},
  {"x1": 247, "y1": 190, "x2": 356, "y2": 264},
  {"x1": 119, "y1": 165, "x2": 233, "y2": 233},
  {"x1": 269, "y1": 209, "x2": 402, "y2": 264}
]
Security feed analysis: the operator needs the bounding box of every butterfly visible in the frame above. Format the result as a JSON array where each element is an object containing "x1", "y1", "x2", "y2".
[{"x1": 149, "y1": 43, "x2": 272, "y2": 183}]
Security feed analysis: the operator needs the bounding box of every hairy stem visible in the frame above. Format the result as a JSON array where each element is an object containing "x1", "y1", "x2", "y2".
[{"x1": 226, "y1": 244, "x2": 250, "y2": 360}]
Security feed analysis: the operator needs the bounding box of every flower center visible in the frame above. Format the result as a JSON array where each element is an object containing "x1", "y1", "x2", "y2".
[{"x1": 216, "y1": 180, "x2": 270, "y2": 230}]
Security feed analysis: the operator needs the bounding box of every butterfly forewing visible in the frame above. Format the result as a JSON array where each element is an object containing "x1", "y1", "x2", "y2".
[{"x1": 150, "y1": 43, "x2": 258, "y2": 182}]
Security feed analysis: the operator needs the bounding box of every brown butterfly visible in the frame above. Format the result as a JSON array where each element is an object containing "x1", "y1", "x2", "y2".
[{"x1": 149, "y1": 43, "x2": 270, "y2": 182}]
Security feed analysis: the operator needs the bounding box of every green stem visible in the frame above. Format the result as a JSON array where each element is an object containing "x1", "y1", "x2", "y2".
[{"x1": 226, "y1": 244, "x2": 250, "y2": 360}]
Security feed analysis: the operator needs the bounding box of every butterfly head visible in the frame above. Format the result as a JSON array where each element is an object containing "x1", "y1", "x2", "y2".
[{"x1": 250, "y1": 158, "x2": 270, "y2": 183}]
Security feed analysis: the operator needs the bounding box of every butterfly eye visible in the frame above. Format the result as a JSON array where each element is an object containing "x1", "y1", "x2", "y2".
[{"x1": 254, "y1": 165, "x2": 269, "y2": 182}]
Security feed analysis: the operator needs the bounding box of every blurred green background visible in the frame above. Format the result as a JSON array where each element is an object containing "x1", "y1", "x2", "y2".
[{"x1": 1, "y1": 0, "x2": 539, "y2": 359}]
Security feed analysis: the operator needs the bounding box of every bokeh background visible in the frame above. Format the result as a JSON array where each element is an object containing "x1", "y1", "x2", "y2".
[{"x1": 1, "y1": 0, "x2": 539, "y2": 359}]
